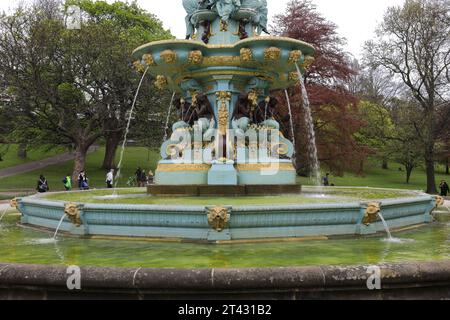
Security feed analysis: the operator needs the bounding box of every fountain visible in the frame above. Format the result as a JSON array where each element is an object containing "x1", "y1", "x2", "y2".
[
  {"x1": 1, "y1": 1, "x2": 449, "y2": 300},
  {"x1": 12, "y1": 1, "x2": 439, "y2": 243}
]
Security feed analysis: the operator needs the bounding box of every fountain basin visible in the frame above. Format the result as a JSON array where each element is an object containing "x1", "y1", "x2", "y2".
[{"x1": 15, "y1": 188, "x2": 438, "y2": 242}]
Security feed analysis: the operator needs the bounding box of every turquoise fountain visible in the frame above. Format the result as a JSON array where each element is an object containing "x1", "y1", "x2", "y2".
[{"x1": 15, "y1": 0, "x2": 439, "y2": 243}]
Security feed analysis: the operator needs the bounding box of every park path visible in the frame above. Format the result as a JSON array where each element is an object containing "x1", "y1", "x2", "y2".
[{"x1": 0, "y1": 146, "x2": 99, "y2": 180}]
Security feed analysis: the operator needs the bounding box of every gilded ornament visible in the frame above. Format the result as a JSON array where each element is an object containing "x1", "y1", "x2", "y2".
[
  {"x1": 132, "y1": 60, "x2": 145, "y2": 73},
  {"x1": 155, "y1": 75, "x2": 168, "y2": 90},
  {"x1": 65, "y1": 203, "x2": 82, "y2": 227},
  {"x1": 216, "y1": 91, "x2": 231, "y2": 135},
  {"x1": 247, "y1": 90, "x2": 258, "y2": 107},
  {"x1": 288, "y1": 50, "x2": 302, "y2": 63},
  {"x1": 142, "y1": 54, "x2": 155, "y2": 66},
  {"x1": 289, "y1": 72, "x2": 300, "y2": 82},
  {"x1": 207, "y1": 206, "x2": 230, "y2": 232},
  {"x1": 156, "y1": 163, "x2": 211, "y2": 172},
  {"x1": 160, "y1": 50, "x2": 177, "y2": 64},
  {"x1": 240, "y1": 48, "x2": 253, "y2": 62},
  {"x1": 362, "y1": 202, "x2": 381, "y2": 226},
  {"x1": 10, "y1": 198, "x2": 18, "y2": 208},
  {"x1": 435, "y1": 196, "x2": 445, "y2": 208},
  {"x1": 301, "y1": 56, "x2": 315, "y2": 68},
  {"x1": 188, "y1": 50, "x2": 203, "y2": 65},
  {"x1": 264, "y1": 47, "x2": 281, "y2": 61}
]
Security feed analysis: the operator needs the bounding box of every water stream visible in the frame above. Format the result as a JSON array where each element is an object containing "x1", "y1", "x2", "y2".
[
  {"x1": 53, "y1": 214, "x2": 67, "y2": 240},
  {"x1": 163, "y1": 92, "x2": 176, "y2": 142},
  {"x1": 284, "y1": 90, "x2": 296, "y2": 158},
  {"x1": 378, "y1": 212, "x2": 393, "y2": 240},
  {"x1": 113, "y1": 67, "x2": 150, "y2": 195},
  {"x1": 295, "y1": 63, "x2": 321, "y2": 186}
]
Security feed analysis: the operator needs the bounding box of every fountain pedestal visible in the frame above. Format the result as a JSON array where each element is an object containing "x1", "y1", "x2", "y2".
[{"x1": 208, "y1": 163, "x2": 238, "y2": 185}]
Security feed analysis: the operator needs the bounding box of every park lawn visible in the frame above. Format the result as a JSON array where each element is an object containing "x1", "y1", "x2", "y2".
[
  {"x1": 0, "y1": 144, "x2": 66, "y2": 170},
  {"x1": 297, "y1": 161, "x2": 449, "y2": 192},
  {"x1": 0, "y1": 145, "x2": 448, "y2": 193},
  {"x1": 0, "y1": 147, "x2": 160, "y2": 192}
]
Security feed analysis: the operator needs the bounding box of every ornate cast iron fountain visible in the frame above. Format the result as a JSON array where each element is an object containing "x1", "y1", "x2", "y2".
[{"x1": 132, "y1": 0, "x2": 315, "y2": 187}]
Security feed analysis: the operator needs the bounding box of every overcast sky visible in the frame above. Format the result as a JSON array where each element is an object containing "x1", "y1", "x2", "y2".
[{"x1": 0, "y1": 0, "x2": 406, "y2": 58}]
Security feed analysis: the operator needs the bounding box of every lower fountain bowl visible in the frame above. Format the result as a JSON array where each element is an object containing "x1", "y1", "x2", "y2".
[{"x1": 15, "y1": 187, "x2": 438, "y2": 243}]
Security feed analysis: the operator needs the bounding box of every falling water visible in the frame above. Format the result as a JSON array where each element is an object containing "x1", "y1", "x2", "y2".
[
  {"x1": 163, "y1": 92, "x2": 176, "y2": 142},
  {"x1": 377, "y1": 212, "x2": 392, "y2": 240},
  {"x1": 0, "y1": 207, "x2": 8, "y2": 222},
  {"x1": 284, "y1": 90, "x2": 296, "y2": 157},
  {"x1": 113, "y1": 67, "x2": 150, "y2": 194},
  {"x1": 53, "y1": 214, "x2": 67, "y2": 240},
  {"x1": 295, "y1": 63, "x2": 321, "y2": 186}
]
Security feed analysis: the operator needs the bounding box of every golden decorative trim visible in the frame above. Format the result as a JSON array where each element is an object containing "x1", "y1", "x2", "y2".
[
  {"x1": 155, "y1": 75, "x2": 168, "y2": 90},
  {"x1": 289, "y1": 71, "x2": 300, "y2": 82},
  {"x1": 236, "y1": 163, "x2": 296, "y2": 172},
  {"x1": 202, "y1": 56, "x2": 241, "y2": 67},
  {"x1": 240, "y1": 48, "x2": 253, "y2": 62},
  {"x1": 435, "y1": 196, "x2": 445, "y2": 208},
  {"x1": 272, "y1": 143, "x2": 289, "y2": 156},
  {"x1": 160, "y1": 50, "x2": 177, "y2": 64},
  {"x1": 156, "y1": 164, "x2": 211, "y2": 172},
  {"x1": 264, "y1": 47, "x2": 281, "y2": 61},
  {"x1": 247, "y1": 89, "x2": 258, "y2": 107},
  {"x1": 216, "y1": 91, "x2": 231, "y2": 135},
  {"x1": 65, "y1": 203, "x2": 82, "y2": 227},
  {"x1": 363, "y1": 202, "x2": 381, "y2": 226},
  {"x1": 142, "y1": 54, "x2": 155, "y2": 66},
  {"x1": 10, "y1": 198, "x2": 18, "y2": 208},
  {"x1": 301, "y1": 56, "x2": 315, "y2": 68},
  {"x1": 188, "y1": 50, "x2": 203, "y2": 65},
  {"x1": 220, "y1": 20, "x2": 228, "y2": 32},
  {"x1": 207, "y1": 206, "x2": 230, "y2": 232},
  {"x1": 288, "y1": 50, "x2": 302, "y2": 63},
  {"x1": 132, "y1": 60, "x2": 145, "y2": 73}
]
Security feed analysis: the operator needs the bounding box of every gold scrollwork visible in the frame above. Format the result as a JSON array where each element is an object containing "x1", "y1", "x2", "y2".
[
  {"x1": 156, "y1": 164, "x2": 211, "y2": 172},
  {"x1": 65, "y1": 203, "x2": 82, "y2": 227},
  {"x1": 142, "y1": 54, "x2": 156, "y2": 66},
  {"x1": 236, "y1": 163, "x2": 296, "y2": 172},
  {"x1": 203, "y1": 56, "x2": 241, "y2": 67},
  {"x1": 240, "y1": 48, "x2": 253, "y2": 62},
  {"x1": 207, "y1": 206, "x2": 230, "y2": 232},
  {"x1": 132, "y1": 60, "x2": 145, "y2": 73},
  {"x1": 288, "y1": 50, "x2": 302, "y2": 63},
  {"x1": 188, "y1": 50, "x2": 203, "y2": 65},
  {"x1": 264, "y1": 47, "x2": 281, "y2": 61},
  {"x1": 271, "y1": 143, "x2": 289, "y2": 156},
  {"x1": 216, "y1": 91, "x2": 231, "y2": 136},
  {"x1": 155, "y1": 75, "x2": 168, "y2": 90},
  {"x1": 247, "y1": 89, "x2": 258, "y2": 107},
  {"x1": 160, "y1": 50, "x2": 177, "y2": 64},
  {"x1": 362, "y1": 202, "x2": 381, "y2": 226},
  {"x1": 220, "y1": 20, "x2": 228, "y2": 32},
  {"x1": 288, "y1": 72, "x2": 300, "y2": 82}
]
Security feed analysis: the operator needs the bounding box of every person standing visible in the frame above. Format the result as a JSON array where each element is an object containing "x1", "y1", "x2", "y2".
[
  {"x1": 439, "y1": 180, "x2": 449, "y2": 197},
  {"x1": 37, "y1": 175, "x2": 49, "y2": 193},
  {"x1": 147, "y1": 170, "x2": 154, "y2": 185},
  {"x1": 323, "y1": 173, "x2": 330, "y2": 187},
  {"x1": 62, "y1": 174, "x2": 72, "y2": 191},
  {"x1": 106, "y1": 169, "x2": 114, "y2": 189},
  {"x1": 78, "y1": 170, "x2": 89, "y2": 190}
]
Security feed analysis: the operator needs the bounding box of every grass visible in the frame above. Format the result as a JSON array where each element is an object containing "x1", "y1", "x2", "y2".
[
  {"x1": 0, "y1": 144, "x2": 448, "y2": 193},
  {"x1": 43, "y1": 187, "x2": 417, "y2": 206},
  {"x1": 0, "y1": 144, "x2": 65, "y2": 170},
  {"x1": 0, "y1": 147, "x2": 160, "y2": 192},
  {"x1": 297, "y1": 161, "x2": 449, "y2": 192}
]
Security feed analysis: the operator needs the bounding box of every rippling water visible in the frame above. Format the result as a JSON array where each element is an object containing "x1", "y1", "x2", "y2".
[{"x1": 0, "y1": 215, "x2": 449, "y2": 269}]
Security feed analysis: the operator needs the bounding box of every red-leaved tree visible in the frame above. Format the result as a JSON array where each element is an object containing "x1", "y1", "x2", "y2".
[{"x1": 272, "y1": 0, "x2": 371, "y2": 176}]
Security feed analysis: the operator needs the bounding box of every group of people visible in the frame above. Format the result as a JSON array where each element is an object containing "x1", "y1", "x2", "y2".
[{"x1": 134, "y1": 167, "x2": 154, "y2": 187}]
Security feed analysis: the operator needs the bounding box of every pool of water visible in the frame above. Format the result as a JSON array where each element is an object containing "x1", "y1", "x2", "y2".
[{"x1": 1, "y1": 214, "x2": 449, "y2": 269}]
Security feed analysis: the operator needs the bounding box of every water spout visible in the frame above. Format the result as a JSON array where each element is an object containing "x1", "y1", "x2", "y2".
[
  {"x1": 295, "y1": 63, "x2": 321, "y2": 186},
  {"x1": 163, "y1": 92, "x2": 176, "y2": 142},
  {"x1": 0, "y1": 208, "x2": 8, "y2": 223},
  {"x1": 113, "y1": 67, "x2": 150, "y2": 194},
  {"x1": 53, "y1": 214, "x2": 67, "y2": 240},
  {"x1": 284, "y1": 90, "x2": 296, "y2": 158},
  {"x1": 378, "y1": 212, "x2": 392, "y2": 240}
]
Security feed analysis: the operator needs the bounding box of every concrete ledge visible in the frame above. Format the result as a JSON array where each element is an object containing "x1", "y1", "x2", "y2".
[{"x1": 1, "y1": 261, "x2": 449, "y2": 299}]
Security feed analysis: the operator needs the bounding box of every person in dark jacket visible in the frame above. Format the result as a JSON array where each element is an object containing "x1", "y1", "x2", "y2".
[
  {"x1": 77, "y1": 170, "x2": 89, "y2": 190},
  {"x1": 439, "y1": 180, "x2": 449, "y2": 197},
  {"x1": 37, "y1": 175, "x2": 49, "y2": 193}
]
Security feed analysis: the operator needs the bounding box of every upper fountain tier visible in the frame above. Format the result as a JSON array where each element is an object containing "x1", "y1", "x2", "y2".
[{"x1": 132, "y1": 0, "x2": 315, "y2": 94}]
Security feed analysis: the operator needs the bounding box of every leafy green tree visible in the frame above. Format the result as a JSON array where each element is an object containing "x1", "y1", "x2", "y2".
[{"x1": 364, "y1": 0, "x2": 450, "y2": 193}]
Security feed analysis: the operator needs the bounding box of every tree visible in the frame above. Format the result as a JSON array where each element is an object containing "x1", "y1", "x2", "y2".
[
  {"x1": 364, "y1": 0, "x2": 450, "y2": 193},
  {"x1": 272, "y1": 0, "x2": 370, "y2": 176},
  {"x1": 66, "y1": 0, "x2": 173, "y2": 170}
]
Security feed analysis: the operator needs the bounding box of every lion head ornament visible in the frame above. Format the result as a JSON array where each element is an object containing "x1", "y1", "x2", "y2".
[{"x1": 207, "y1": 206, "x2": 230, "y2": 232}]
